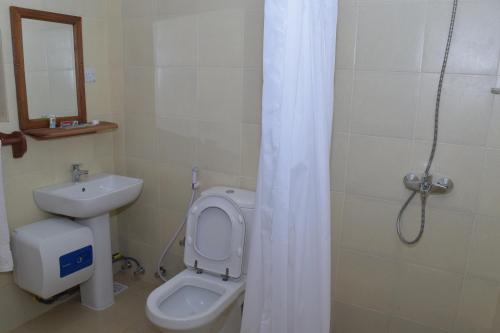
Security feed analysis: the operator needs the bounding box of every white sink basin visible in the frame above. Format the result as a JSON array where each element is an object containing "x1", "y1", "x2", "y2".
[{"x1": 34, "y1": 174, "x2": 143, "y2": 218}]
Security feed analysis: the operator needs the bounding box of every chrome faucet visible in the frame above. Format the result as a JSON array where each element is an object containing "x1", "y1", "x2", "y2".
[
  {"x1": 403, "y1": 173, "x2": 453, "y2": 197},
  {"x1": 71, "y1": 163, "x2": 88, "y2": 182}
]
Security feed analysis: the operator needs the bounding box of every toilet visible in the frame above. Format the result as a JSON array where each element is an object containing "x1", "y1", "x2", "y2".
[{"x1": 146, "y1": 187, "x2": 255, "y2": 332}]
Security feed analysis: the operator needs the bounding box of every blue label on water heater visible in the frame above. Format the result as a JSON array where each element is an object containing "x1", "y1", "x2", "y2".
[{"x1": 59, "y1": 245, "x2": 93, "y2": 278}]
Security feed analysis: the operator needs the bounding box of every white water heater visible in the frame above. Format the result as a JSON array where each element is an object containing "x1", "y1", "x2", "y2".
[{"x1": 12, "y1": 217, "x2": 94, "y2": 299}]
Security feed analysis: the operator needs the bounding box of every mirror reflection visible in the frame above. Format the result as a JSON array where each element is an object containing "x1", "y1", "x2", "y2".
[{"x1": 22, "y1": 19, "x2": 77, "y2": 119}]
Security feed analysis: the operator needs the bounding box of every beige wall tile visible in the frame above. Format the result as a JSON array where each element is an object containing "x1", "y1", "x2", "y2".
[
  {"x1": 0, "y1": 64, "x2": 18, "y2": 123},
  {"x1": 123, "y1": 18, "x2": 153, "y2": 66},
  {"x1": 356, "y1": 2, "x2": 426, "y2": 72},
  {"x1": 239, "y1": 176, "x2": 256, "y2": 191},
  {"x1": 336, "y1": 4, "x2": 357, "y2": 70},
  {"x1": 196, "y1": 67, "x2": 243, "y2": 123},
  {"x1": 336, "y1": 249, "x2": 397, "y2": 313},
  {"x1": 121, "y1": 202, "x2": 159, "y2": 245},
  {"x1": 486, "y1": 85, "x2": 500, "y2": 149},
  {"x1": 388, "y1": 317, "x2": 447, "y2": 333},
  {"x1": 333, "y1": 302, "x2": 389, "y2": 333},
  {"x1": 42, "y1": 0, "x2": 81, "y2": 15},
  {"x1": 158, "y1": 163, "x2": 195, "y2": 212},
  {"x1": 156, "y1": 117, "x2": 198, "y2": 167},
  {"x1": 83, "y1": 19, "x2": 108, "y2": 68},
  {"x1": 198, "y1": 169, "x2": 241, "y2": 191},
  {"x1": 415, "y1": 74, "x2": 495, "y2": 146},
  {"x1": 125, "y1": 157, "x2": 159, "y2": 207},
  {"x1": 155, "y1": 0, "x2": 196, "y2": 16},
  {"x1": 341, "y1": 195, "x2": 401, "y2": 258},
  {"x1": 467, "y1": 215, "x2": 500, "y2": 282},
  {"x1": 124, "y1": 111, "x2": 157, "y2": 161},
  {"x1": 243, "y1": 10, "x2": 263, "y2": 68},
  {"x1": 196, "y1": 120, "x2": 241, "y2": 175},
  {"x1": 478, "y1": 150, "x2": 500, "y2": 218},
  {"x1": 155, "y1": 67, "x2": 196, "y2": 119},
  {"x1": 331, "y1": 191, "x2": 345, "y2": 299},
  {"x1": 82, "y1": 0, "x2": 107, "y2": 19},
  {"x1": 454, "y1": 277, "x2": 500, "y2": 333},
  {"x1": 399, "y1": 207, "x2": 473, "y2": 273},
  {"x1": 346, "y1": 134, "x2": 411, "y2": 200},
  {"x1": 351, "y1": 71, "x2": 419, "y2": 139},
  {"x1": 393, "y1": 263, "x2": 462, "y2": 331},
  {"x1": 333, "y1": 70, "x2": 353, "y2": 133},
  {"x1": 242, "y1": 68, "x2": 262, "y2": 125},
  {"x1": 241, "y1": 123, "x2": 260, "y2": 178},
  {"x1": 331, "y1": 132, "x2": 348, "y2": 192},
  {"x1": 422, "y1": 2, "x2": 500, "y2": 75},
  {"x1": 153, "y1": 15, "x2": 197, "y2": 67},
  {"x1": 197, "y1": 9, "x2": 244, "y2": 67},
  {"x1": 195, "y1": 0, "x2": 244, "y2": 13},
  {"x1": 125, "y1": 66, "x2": 154, "y2": 115},
  {"x1": 122, "y1": 0, "x2": 153, "y2": 19}
]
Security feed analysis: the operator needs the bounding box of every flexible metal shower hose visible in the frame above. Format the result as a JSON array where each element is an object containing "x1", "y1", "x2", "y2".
[{"x1": 396, "y1": 0, "x2": 458, "y2": 245}]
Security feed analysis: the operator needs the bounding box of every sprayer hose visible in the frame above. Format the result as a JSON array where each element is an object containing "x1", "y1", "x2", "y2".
[{"x1": 396, "y1": 0, "x2": 458, "y2": 245}]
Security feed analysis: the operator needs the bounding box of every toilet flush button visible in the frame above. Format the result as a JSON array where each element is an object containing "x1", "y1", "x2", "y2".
[{"x1": 187, "y1": 237, "x2": 193, "y2": 245}]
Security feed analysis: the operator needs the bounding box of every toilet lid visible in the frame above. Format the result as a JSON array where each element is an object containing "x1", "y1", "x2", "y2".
[{"x1": 184, "y1": 194, "x2": 246, "y2": 279}]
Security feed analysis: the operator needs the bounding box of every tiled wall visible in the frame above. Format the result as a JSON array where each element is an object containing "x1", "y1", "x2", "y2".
[
  {"x1": 0, "y1": 0, "x2": 124, "y2": 331},
  {"x1": 118, "y1": 0, "x2": 263, "y2": 281},
  {"x1": 332, "y1": 0, "x2": 500, "y2": 332},
  {"x1": 1, "y1": 0, "x2": 498, "y2": 332}
]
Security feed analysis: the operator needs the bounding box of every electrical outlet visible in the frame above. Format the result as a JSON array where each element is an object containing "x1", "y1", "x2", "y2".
[{"x1": 84, "y1": 68, "x2": 96, "y2": 83}]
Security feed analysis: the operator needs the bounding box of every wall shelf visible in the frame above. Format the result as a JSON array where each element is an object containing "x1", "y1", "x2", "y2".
[
  {"x1": 0, "y1": 131, "x2": 27, "y2": 158},
  {"x1": 23, "y1": 121, "x2": 118, "y2": 140}
]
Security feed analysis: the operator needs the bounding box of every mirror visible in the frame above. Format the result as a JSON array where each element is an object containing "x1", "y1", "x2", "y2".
[
  {"x1": 23, "y1": 20, "x2": 77, "y2": 119},
  {"x1": 10, "y1": 7, "x2": 86, "y2": 130}
]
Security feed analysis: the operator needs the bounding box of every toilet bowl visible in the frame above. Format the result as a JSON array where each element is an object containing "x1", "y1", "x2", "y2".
[
  {"x1": 146, "y1": 270, "x2": 245, "y2": 332},
  {"x1": 146, "y1": 187, "x2": 255, "y2": 332}
]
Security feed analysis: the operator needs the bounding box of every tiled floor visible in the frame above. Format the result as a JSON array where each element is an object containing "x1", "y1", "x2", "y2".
[{"x1": 8, "y1": 272, "x2": 162, "y2": 333}]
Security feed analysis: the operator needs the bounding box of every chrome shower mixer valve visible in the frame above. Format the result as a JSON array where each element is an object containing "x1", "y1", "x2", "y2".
[{"x1": 403, "y1": 173, "x2": 453, "y2": 196}]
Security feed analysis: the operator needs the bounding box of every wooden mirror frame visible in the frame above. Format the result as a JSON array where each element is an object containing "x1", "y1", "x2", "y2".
[{"x1": 10, "y1": 6, "x2": 87, "y2": 131}]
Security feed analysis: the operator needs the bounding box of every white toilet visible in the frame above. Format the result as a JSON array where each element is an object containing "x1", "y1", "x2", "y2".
[{"x1": 146, "y1": 187, "x2": 255, "y2": 332}]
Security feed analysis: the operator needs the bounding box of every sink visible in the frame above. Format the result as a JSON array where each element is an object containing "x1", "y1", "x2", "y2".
[
  {"x1": 33, "y1": 173, "x2": 143, "y2": 311},
  {"x1": 34, "y1": 174, "x2": 143, "y2": 218}
]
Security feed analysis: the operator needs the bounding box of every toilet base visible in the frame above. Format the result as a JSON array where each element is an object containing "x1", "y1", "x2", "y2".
[{"x1": 157, "y1": 293, "x2": 244, "y2": 333}]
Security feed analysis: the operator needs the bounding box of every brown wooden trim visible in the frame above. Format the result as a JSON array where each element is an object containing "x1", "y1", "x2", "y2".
[
  {"x1": 24, "y1": 121, "x2": 118, "y2": 140},
  {"x1": 9, "y1": 6, "x2": 87, "y2": 131}
]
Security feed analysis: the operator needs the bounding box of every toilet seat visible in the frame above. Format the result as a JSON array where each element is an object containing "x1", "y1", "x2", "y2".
[
  {"x1": 146, "y1": 269, "x2": 245, "y2": 330},
  {"x1": 146, "y1": 187, "x2": 254, "y2": 331},
  {"x1": 184, "y1": 194, "x2": 246, "y2": 279}
]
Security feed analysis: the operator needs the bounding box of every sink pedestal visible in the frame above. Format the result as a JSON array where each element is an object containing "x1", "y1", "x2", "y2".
[
  {"x1": 33, "y1": 174, "x2": 144, "y2": 310},
  {"x1": 77, "y1": 213, "x2": 114, "y2": 310}
]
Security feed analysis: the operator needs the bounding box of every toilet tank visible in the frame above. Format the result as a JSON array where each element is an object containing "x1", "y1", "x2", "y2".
[{"x1": 201, "y1": 187, "x2": 255, "y2": 275}]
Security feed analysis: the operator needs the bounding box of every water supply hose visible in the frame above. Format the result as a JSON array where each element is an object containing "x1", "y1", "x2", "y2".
[
  {"x1": 396, "y1": 0, "x2": 458, "y2": 245},
  {"x1": 156, "y1": 167, "x2": 199, "y2": 282}
]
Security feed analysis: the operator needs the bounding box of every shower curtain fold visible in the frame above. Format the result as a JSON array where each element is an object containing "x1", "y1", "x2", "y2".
[{"x1": 241, "y1": 0, "x2": 337, "y2": 332}]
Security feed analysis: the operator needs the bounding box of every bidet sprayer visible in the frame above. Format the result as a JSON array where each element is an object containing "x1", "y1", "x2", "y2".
[{"x1": 192, "y1": 166, "x2": 200, "y2": 190}]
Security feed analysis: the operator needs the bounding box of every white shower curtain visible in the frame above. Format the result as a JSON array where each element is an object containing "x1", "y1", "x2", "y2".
[{"x1": 241, "y1": 0, "x2": 337, "y2": 332}]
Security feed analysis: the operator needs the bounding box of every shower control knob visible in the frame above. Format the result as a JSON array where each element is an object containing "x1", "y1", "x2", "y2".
[
  {"x1": 403, "y1": 173, "x2": 421, "y2": 192},
  {"x1": 432, "y1": 177, "x2": 453, "y2": 193}
]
